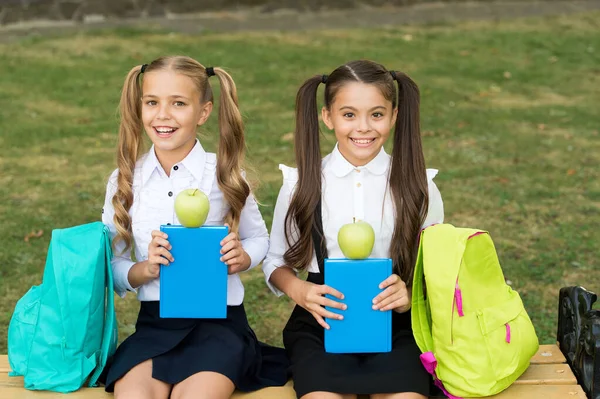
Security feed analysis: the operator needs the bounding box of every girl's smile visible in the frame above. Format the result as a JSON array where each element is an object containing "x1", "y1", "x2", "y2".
[{"x1": 153, "y1": 126, "x2": 179, "y2": 138}]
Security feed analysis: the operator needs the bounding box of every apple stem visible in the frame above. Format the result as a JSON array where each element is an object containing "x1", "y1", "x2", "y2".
[
  {"x1": 192, "y1": 189, "x2": 198, "y2": 195},
  {"x1": 353, "y1": 217, "x2": 356, "y2": 223}
]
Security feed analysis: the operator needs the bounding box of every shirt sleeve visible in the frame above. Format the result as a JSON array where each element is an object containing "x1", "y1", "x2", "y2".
[
  {"x1": 102, "y1": 169, "x2": 137, "y2": 298},
  {"x1": 423, "y1": 169, "x2": 444, "y2": 228},
  {"x1": 261, "y1": 165, "x2": 298, "y2": 296},
  {"x1": 238, "y1": 191, "x2": 270, "y2": 271}
]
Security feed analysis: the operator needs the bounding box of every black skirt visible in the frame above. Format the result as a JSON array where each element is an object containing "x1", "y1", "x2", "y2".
[
  {"x1": 283, "y1": 272, "x2": 430, "y2": 398},
  {"x1": 104, "y1": 301, "x2": 289, "y2": 392}
]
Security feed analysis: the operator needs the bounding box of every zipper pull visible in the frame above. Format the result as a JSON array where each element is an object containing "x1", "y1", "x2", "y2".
[
  {"x1": 454, "y1": 281, "x2": 464, "y2": 317},
  {"x1": 61, "y1": 337, "x2": 67, "y2": 360}
]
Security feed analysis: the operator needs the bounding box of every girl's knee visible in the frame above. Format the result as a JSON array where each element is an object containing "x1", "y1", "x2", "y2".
[
  {"x1": 114, "y1": 383, "x2": 170, "y2": 399},
  {"x1": 172, "y1": 388, "x2": 231, "y2": 399},
  {"x1": 171, "y1": 371, "x2": 235, "y2": 399},
  {"x1": 114, "y1": 360, "x2": 171, "y2": 399},
  {"x1": 301, "y1": 393, "x2": 357, "y2": 399},
  {"x1": 370, "y1": 393, "x2": 427, "y2": 399}
]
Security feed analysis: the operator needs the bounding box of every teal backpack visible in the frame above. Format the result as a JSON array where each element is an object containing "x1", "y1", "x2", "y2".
[
  {"x1": 411, "y1": 224, "x2": 539, "y2": 398},
  {"x1": 7, "y1": 222, "x2": 118, "y2": 392}
]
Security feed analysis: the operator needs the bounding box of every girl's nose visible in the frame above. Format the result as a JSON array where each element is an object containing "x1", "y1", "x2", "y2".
[
  {"x1": 156, "y1": 105, "x2": 171, "y2": 120},
  {"x1": 357, "y1": 118, "x2": 371, "y2": 133}
]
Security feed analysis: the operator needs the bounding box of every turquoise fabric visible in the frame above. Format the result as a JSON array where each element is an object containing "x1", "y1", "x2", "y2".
[{"x1": 8, "y1": 222, "x2": 117, "y2": 392}]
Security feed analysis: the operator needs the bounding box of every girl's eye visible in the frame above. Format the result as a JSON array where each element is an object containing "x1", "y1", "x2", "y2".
[
  {"x1": 146, "y1": 100, "x2": 157, "y2": 106},
  {"x1": 343, "y1": 112, "x2": 355, "y2": 118},
  {"x1": 174, "y1": 101, "x2": 186, "y2": 107},
  {"x1": 373, "y1": 112, "x2": 383, "y2": 118}
]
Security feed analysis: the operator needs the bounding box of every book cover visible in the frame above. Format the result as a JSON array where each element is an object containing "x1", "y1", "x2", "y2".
[
  {"x1": 159, "y1": 225, "x2": 228, "y2": 318},
  {"x1": 324, "y1": 258, "x2": 392, "y2": 353}
]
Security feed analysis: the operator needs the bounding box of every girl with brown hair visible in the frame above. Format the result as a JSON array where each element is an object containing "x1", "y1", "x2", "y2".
[
  {"x1": 262, "y1": 59, "x2": 444, "y2": 399},
  {"x1": 101, "y1": 56, "x2": 288, "y2": 398}
]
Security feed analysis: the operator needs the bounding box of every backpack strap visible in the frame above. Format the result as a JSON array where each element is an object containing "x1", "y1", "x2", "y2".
[
  {"x1": 88, "y1": 225, "x2": 117, "y2": 387},
  {"x1": 411, "y1": 227, "x2": 433, "y2": 353},
  {"x1": 411, "y1": 224, "x2": 471, "y2": 399},
  {"x1": 412, "y1": 224, "x2": 485, "y2": 350},
  {"x1": 310, "y1": 199, "x2": 328, "y2": 278},
  {"x1": 50, "y1": 229, "x2": 74, "y2": 354}
]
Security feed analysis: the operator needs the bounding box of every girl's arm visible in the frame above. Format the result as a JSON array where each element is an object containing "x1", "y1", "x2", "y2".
[
  {"x1": 269, "y1": 266, "x2": 307, "y2": 304},
  {"x1": 102, "y1": 170, "x2": 139, "y2": 297},
  {"x1": 102, "y1": 171, "x2": 173, "y2": 294},
  {"x1": 270, "y1": 263, "x2": 346, "y2": 330},
  {"x1": 262, "y1": 183, "x2": 295, "y2": 296},
  {"x1": 127, "y1": 230, "x2": 173, "y2": 287},
  {"x1": 236, "y1": 191, "x2": 269, "y2": 271},
  {"x1": 263, "y1": 181, "x2": 345, "y2": 329}
]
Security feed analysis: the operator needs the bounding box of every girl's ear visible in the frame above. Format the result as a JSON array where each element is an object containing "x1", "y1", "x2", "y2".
[
  {"x1": 391, "y1": 107, "x2": 398, "y2": 127},
  {"x1": 321, "y1": 106, "x2": 334, "y2": 130},
  {"x1": 197, "y1": 101, "x2": 213, "y2": 126}
]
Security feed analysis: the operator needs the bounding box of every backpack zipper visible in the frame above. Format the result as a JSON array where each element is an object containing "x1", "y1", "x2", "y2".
[
  {"x1": 451, "y1": 231, "x2": 485, "y2": 344},
  {"x1": 61, "y1": 337, "x2": 67, "y2": 361},
  {"x1": 53, "y1": 230, "x2": 75, "y2": 364},
  {"x1": 451, "y1": 277, "x2": 464, "y2": 344},
  {"x1": 454, "y1": 279, "x2": 464, "y2": 317}
]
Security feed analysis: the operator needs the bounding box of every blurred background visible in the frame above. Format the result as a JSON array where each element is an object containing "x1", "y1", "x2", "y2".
[{"x1": 1, "y1": 0, "x2": 599, "y2": 352}]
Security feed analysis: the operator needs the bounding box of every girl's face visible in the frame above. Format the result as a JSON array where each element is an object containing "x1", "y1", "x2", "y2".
[
  {"x1": 141, "y1": 70, "x2": 212, "y2": 165},
  {"x1": 322, "y1": 82, "x2": 397, "y2": 167}
]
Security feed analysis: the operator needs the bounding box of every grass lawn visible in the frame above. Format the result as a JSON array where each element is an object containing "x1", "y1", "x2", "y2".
[{"x1": 0, "y1": 12, "x2": 599, "y2": 352}]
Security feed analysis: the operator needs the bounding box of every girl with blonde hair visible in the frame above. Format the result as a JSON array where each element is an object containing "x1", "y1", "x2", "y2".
[{"x1": 102, "y1": 56, "x2": 288, "y2": 399}]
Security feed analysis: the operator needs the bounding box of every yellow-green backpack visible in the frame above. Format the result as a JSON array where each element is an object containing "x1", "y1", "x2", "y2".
[{"x1": 411, "y1": 224, "x2": 539, "y2": 398}]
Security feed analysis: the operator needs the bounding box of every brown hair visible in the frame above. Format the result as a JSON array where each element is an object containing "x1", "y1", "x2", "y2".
[
  {"x1": 284, "y1": 60, "x2": 428, "y2": 285},
  {"x1": 112, "y1": 56, "x2": 249, "y2": 254}
]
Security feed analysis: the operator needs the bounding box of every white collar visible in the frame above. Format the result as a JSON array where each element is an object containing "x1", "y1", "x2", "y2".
[{"x1": 141, "y1": 139, "x2": 207, "y2": 184}]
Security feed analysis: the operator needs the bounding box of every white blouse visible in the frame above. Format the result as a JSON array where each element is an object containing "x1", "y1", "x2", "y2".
[
  {"x1": 102, "y1": 140, "x2": 269, "y2": 305},
  {"x1": 262, "y1": 144, "x2": 444, "y2": 296}
]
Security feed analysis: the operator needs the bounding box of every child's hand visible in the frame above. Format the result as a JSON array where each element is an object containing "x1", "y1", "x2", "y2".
[
  {"x1": 293, "y1": 280, "x2": 346, "y2": 330},
  {"x1": 372, "y1": 274, "x2": 411, "y2": 313},
  {"x1": 146, "y1": 230, "x2": 173, "y2": 279},
  {"x1": 220, "y1": 225, "x2": 251, "y2": 274}
]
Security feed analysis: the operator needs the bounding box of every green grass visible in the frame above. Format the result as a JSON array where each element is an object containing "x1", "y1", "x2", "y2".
[{"x1": 1, "y1": 12, "x2": 599, "y2": 352}]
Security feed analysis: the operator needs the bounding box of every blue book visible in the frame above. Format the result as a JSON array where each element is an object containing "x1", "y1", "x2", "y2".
[
  {"x1": 324, "y1": 258, "x2": 392, "y2": 353},
  {"x1": 159, "y1": 225, "x2": 228, "y2": 319}
]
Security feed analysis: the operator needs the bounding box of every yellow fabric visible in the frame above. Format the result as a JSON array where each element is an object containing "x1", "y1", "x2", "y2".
[{"x1": 412, "y1": 224, "x2": 539, "y2": 397}]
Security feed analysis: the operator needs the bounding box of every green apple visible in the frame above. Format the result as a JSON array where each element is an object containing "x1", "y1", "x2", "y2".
[
  {"x1": 337, "y1": 220, "x2": 375, "y2": 259},
  {"x1": 174, "y1": 189, "x2": 210, "y2": 228}
]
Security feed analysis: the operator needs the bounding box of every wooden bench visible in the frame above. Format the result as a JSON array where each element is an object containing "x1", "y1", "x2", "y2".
[
  {"x1": 1, "y1": 286, "x2": 597, "y2": 399},
  {"x1": 0, "y1": 344, "x2": 587, "y2": 398}
]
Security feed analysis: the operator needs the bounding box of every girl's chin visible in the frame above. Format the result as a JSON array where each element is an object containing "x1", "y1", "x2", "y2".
[{"x1": 150, "y1": 135, "x2": 197, "y2": 153}]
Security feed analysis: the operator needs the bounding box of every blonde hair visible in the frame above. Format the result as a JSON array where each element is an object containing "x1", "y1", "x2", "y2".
[{"x1": 112, "y1": 56, "x2": 249, "y2": 253}]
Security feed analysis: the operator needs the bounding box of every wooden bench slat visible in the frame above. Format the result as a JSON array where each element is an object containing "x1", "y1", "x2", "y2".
[
  {"x1": 0, "y1": 356, "x2": 10, "y2": 374},
  {"x1": 0, "y1": 373, "x2": 23, "y2": 387},
  {"x1": 0, "y1": 344, "x2": 566, "y2": 373},
  {"x1": 0, "y1": 375, "x2": 297, "y2": 398},
  {"x1": 0, "y1": 344, "x2": 582, "y2": 399},
  {"x1": 0, "y1": 387, "x2": 112, "y2": 399},
  {"x1": 512, "y1": 363, "x2": 577, "y2": 385},
  {"x1": 0, "y1": 384, "x2": 589, "y2": 399},
  {"x1": 484, "y1": 384, "x2": 587, "y2": 399},
  {"x1": 0, "y1": 364, "x2": 579, "y2": 388},
  {"x1": 530, "y1": 344, "x2": 567, "y2": 364}
]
